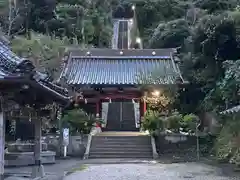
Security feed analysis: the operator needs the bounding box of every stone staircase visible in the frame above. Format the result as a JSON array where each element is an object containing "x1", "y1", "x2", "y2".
[
  {"x1": 117, "y1": 20, "x2": 129, "y2": 49},
  {"x1": 112, "y1": 20, "x2": 119, "y2": 49},
  {"x1": 88, "y1": 132, "x2": 153, "y2": 159},
  {"x1": 105, "y1": 102, "x2": 138, "y2": 131},
  {"x1": 121, "y1": 102, "x2": 138, "y2": 131},
  {"x1": 105, "y1": 102, "x2": 121, "y2": 131}
]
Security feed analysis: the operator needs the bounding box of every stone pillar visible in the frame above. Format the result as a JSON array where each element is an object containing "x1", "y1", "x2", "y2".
[
  {"x1": 31, "y1": 117, "x2": 45, "y2": 178},
  {"x1": 0, "y1": 98, "x2": 5, "y2": 180}
]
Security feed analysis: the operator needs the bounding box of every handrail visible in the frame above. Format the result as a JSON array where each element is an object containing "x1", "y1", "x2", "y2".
[
  {"x1": 83, "y1": 127, "x2": 102, "y2": 159},
  {"x1": 83, "y1": 133, "x2": 92, "y2": 159},
  {"x1": 151, "y1": 136, "x2": 158, "y2": 159}
]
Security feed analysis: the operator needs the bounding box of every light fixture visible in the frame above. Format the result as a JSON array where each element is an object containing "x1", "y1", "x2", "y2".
[
  {"x1": 22, "y1": 84, "x2": 29, "y2": 89},
  {"x1": 84, "y1": 98, "x2": 88, "y2": 104},
  {"x1": 152, "y1": 51, "x2": 156, "y2": 56},
  {"x1": 109, "y1": 98, "x2": 112, "y2": 103},
  {"x1": 132, "y1": 5, "x2": 135, "y2": 10},
  {"x1": 129, "y1": 19, "x2": 133, "y2": 25},
  {"x1": 152, "y1": 90, "x2": 160, "y2": 97},
  {"x1": 136, "y1": 37, "x2": 141, "y2": 44},
  {"x1": 86, "y1": 51, "x2": 91, "y2": 56},
  {"x1": 120, "y1": 51, "x2": 123, "y2": 55}
]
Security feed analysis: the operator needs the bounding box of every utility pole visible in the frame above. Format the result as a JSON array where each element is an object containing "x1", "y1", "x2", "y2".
[{"x1": 0, "y1": 96, "x2": 5, "y2": 180}]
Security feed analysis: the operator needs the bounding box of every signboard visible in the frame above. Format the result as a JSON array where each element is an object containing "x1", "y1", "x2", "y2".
[{"x1": 62, "y1": 128, "x2": 69, "y2": 146}]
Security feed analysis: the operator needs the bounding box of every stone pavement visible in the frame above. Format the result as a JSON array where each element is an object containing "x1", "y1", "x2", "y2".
[
  {"x1": 5, "y1": 158, "x2": 240, "y2": 180},
  {"x1": 4, "y1": 158, "x2": 155, "y2": 179},
  {"x1": 64, "y1": 163, "x2": 240, "y2": 180}
]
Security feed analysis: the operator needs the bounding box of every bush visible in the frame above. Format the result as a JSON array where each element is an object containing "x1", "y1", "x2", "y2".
[
  {"x1": 142, "y1": 110, "x2": 163, "y2": 132},
  {"x1": 165, "y1": 112, "x2": 182, "y2": 132},
  {"x1": 142, "y1": 110, "x2": 199, "y2": 134},
  {"x1": 214, "y1": 114, "x2": 240, "y2": 165},
  {"x1": 181, "y1": 114, "x2": 199, "y2": 133},
  {"x1": 215, "y1": 125, "x2": 234, "y2": 162},
  {"x1": 61, "y1": 109, "x2": 97, "y2": 135}
]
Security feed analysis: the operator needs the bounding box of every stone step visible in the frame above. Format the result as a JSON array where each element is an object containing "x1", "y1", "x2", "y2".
[
  {"x1": 91, "y1": 143, "x2": 151, "y2": 147},
  {"x1": 89, "y1": 153, "x2": 153, "y2": 159},
  {"x1": 92, "y1": 135, "x2": 150, "y2": 138},
  {"x1": 103, "y1": 128, "x2": 139, "y2": 132},
  {"x1": 89, "y1": 151, "x2": 152, "y2": 155},
  {"x1": 90, "y1": 148, "x2": 152, "y2": 153},
  {"x1": 91, "y1": 139, "x2": 151, "y2": 143},
  {"x1": 92, "y1": 138, "x2": 150, "y2": 141},
  {"x1": 89, "y1": 132, "x2": 153, "y2": 159},
  {"x1": 120, "y1": 121, "x2": 135, "y2": 123},
  {"x1": 91, "y1": 140, "x2": 151, "y2": 145},
  {"x1": 96, "y1": 132, "x2": 149, "y2": 136},
  {"x1": 93, "y1": 135, "x2": 150, "y2": 140},
  {"x1": 90, "y1": 144, "x2": 151, "y2": 148}
]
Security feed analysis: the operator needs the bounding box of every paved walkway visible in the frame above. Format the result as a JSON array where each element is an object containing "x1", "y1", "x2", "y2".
[
  {"x1": 64, "y1": 162, "x2": 239, "y2": 180},
  {"x1": 5, "y1": 159, "x2": 240, "y2": 180}
]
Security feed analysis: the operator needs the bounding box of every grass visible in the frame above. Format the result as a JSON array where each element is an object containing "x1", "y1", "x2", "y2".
[{"x1": 65, "y1": 164, "x2": 88, "y2": 176}]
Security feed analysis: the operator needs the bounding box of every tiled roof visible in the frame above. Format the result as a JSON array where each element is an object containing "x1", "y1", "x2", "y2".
[
  {"x1": 220, "y1": 105, "x2": 240, "y2": 114},
  {"x1": 60, "y1": 55, "x2": 182, "y2": 85},
  {"x1": 68, "y1": 48, "x2": 177, "y2": 57},
  {"x1": 0, "y1": 40, "x2": 69, "y2": 103},
  {"x1": 0, "y1": 41, "x2": 33, "y2": 80}
]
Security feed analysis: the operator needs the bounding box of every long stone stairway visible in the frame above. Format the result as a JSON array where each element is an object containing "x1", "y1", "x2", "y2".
[
  {"x1": 88, "y1": 132, "x2": 153, "y2": 159},
  {"x1": 105, "y1": 102, "x2": 138, "y2": 131},
  {"x1": 121, "y1": 102, "x2": 138, "y2": 131},
  {"x1": 105, "y1": 102, "x2": 121, "y2": 131}
]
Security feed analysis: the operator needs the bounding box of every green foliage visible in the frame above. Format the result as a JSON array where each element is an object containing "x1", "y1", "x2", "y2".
[
  {"x1": 165, "y1": 112, "x2": 182, "y2": 132},
  {"x1": 61, "y1": 109, "x2": 96, "y2": 134},
  {"x1": 142, "y1": 110, "x2": 198, "y2": 133},
  {"x1": 149, "y1": 18, "x2": 190, "y2": 48},
  {"x1": 194, "y1": 0, "x2": 238, "y2": 13},
  {"x1": 11, "y1": 33, "x2": 72, "y2": 79},
  {"x1": 214, "y1": 113, "x2": 240, "y2": 165},
  {"x1": 142, "y1": 110, "x2": 163, "y2": 132},
  {"x1": 181, "y1": 113, "x2": 198, "y2": 132}
]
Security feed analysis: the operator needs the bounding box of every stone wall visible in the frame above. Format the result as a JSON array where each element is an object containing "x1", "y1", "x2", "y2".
[
  {"x1": 42, "y1": 134, "x2": 88, "y2": 158},
  {"x1": 155, "y1": 133, "x2": 197, "y2": 160}
]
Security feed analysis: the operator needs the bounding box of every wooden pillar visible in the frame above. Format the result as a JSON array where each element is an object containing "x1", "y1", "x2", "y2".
[
  {"x1": 0, "y1": 98, "x2": 5, "y2": 180},
  {"x1": 31, "y1": 115, "x2": 45, "y2": 178},
  {"x1": 96, "y1": 101, "x2": 100, "y2": 117},
  {"x1": 143, "y1": 100, "x2": 147, "y2": 115}
]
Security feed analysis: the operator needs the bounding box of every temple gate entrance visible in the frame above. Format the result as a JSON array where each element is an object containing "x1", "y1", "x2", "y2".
[{"x1": 105, "y1": 100, "x2": 139, "y2": 131}]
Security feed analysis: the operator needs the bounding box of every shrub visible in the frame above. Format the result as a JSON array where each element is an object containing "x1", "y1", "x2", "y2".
[
  {"x1": 181, "y1": 114, "x2": 199, "y2": 133},
  {"x1": 215, "y1": 125, "x2": 234, "y2": 162},
  {"x1": 61, "y1": 109, "x2": 97, "y2": 134},
  {"x1": 142, "y1": 110, "x2": 164, "y2": 132},
  {"x1": 165, "y1": 112, "x2": 182, "y2": 132},
  {"x1": 214, "y1": 114, "x2": 240, "y2": 165}
]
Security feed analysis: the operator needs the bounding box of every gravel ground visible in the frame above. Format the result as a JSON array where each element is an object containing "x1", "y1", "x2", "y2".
[{"x1": 64, "y1": 162, "x2": 240, "y2": 180}]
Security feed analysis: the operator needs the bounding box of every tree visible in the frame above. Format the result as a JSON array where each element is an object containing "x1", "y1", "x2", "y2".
[
  {"x1": 149, "y1": 18, "x2": 190, "y2": 48},
  {"x1": 11, "y1": 33, "x2": 72, "y2": 79}
]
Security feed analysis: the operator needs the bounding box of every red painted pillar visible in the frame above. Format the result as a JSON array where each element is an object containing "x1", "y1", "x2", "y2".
[
  {"x1": 96, "y1": 101, "x2": 100, "y2": 117},
  {"x1": 143, "y1": 100, "x2": 147, "y2": 115}
]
